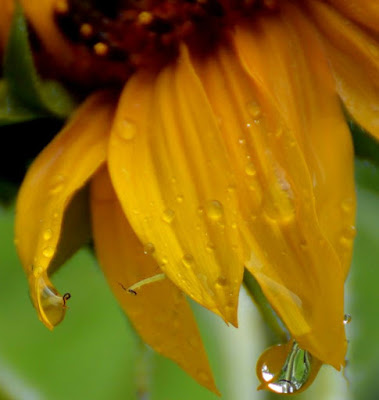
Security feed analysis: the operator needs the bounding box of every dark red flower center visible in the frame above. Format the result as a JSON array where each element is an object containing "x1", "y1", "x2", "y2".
[{"x1": 54, "y1": 0, "x2": 278, "y2": 70}]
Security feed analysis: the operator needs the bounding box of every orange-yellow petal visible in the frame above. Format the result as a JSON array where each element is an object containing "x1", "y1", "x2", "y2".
[
  {"x1": 15, "y1": 91, "x2": 116, "y2": 329},
  {"x1": 232, "y1": 3, "x2": 354, "y2": 367},
  {"x1": 0, "y1": 0, "x2": 13, "y2": 54},
  {"x1": 108, "y1": 54, "x2": 246, "y2": 326},
  {"x1": 307, "y1": 0, "x2": 379, "y2": 141},
  {"x1": 326, "y1": 0, "x2": 379, "y2": 33},
  {"x1": 90, "y1": 167, "x2": 218, "y2": 394}
]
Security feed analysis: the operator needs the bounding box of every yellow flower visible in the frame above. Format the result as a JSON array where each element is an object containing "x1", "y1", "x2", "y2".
[{"x1": 4, "y1": 0, "x2": 379, "y2": 394}]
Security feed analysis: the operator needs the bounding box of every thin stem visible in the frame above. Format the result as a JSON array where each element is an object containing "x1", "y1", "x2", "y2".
[{"x1": 243, "y1": 270, "x2": 288, "y2": 345}]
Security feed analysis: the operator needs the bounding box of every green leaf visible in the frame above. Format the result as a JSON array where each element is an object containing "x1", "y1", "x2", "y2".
[{"x1": 0, "y1": 1, "x2": 76, "y2": 125}]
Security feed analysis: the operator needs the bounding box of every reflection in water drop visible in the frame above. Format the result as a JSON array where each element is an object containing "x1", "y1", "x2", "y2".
[{"x1": 257, "y1": 340, "x2": 321, "y2": 395}]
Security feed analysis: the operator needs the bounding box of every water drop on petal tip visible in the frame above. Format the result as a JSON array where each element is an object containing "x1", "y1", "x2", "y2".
[
  {"x1": 257, "y1": 340, "x2": 321, "y2": 395},
  {"x1": 34, "y1": 274, "x2": 69, "y2": 329}
]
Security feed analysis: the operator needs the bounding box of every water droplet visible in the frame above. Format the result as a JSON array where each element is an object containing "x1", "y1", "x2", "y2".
[
  {"x1": 162, "y1": 208, "x2": 175, "y2": 223},
  {"x1": 33, "y1": 273, "x2": 70, "y2": 328},
  {"x1": 33, "y1": 266, "x2": 43, "y2": 278},
  {"x1": 206, "y1": 243, "x2": 215, "y2": 253},
  {"x1": 238, "y1": 138, "x2": 246, "y2": 145},
  {"x1": 246, "y1": 101, "x2": 262, "y2": 119},
  {"x1": 42, "y1": 246, "x2": 55, "y2": 258},
  {"x1": 43, "y1": 229, "x2": 53, "y2": 241},
  {"x1": 257, "y1": 340, "x2": 321, "y2": 395},
  {"x1": 160, "y1": 257, "x2": 168, "y2": 266},
  {"x1": 344, "y1": 314, "x2": 352, "y2": 325},
  {"x1": 343, "y1": 225, "x2": 356, "y2": 239},
  {"x1": 215, "y1": 276, "x2": 228, "y2": 288},
  {"x1": 182, "y1": 254, "x2": 194, "y2": 269},
  {"x1": 341, "y1": 198, "x2": 354, "y2": 214},
  {"x1": 143, "y1": 242, "x2": 155, "y2": 255},
  {"x1": 245, "y1": 162, "x2": 256, "y2": 176},
  {"x1": 49, "y1": 175, "x2": 65, "y2": 195},
  {"x1": 205, "y1": 200, "x2": 224, "y2": 221},
  {"x1": 116, "y1": 118, "x2": 137, "y2": 141},
  {"x1": 176, "y1": 195, "x2": 184, "y2": 203}
]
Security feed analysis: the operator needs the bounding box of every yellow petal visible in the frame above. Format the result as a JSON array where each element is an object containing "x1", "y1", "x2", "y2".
[
  {"x1": 307, "y1": 0, "x2": 379, "y2": 140},
  {"x1": 15, "y1": 91, "x2": 116, "y2": 329},
  {"x1": 326, "y1": 0, "x2": 379, "y2": 33},
  {"x1": 90, "y1": 167, "x2": 218, "y2": 394},
  {"x1": 233, "y1": 3, "x2": 354, "y2": 367},
  {"x1": 108, "y1": 52, "x2": 246, "y2": 325}
]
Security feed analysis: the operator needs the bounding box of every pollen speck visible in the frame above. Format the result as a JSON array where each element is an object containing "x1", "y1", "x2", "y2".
[{"x1": 93, "y1": 42, "x2": 109, "y2": 57}]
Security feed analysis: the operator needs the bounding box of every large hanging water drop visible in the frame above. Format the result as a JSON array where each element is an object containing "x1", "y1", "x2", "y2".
[
  {"x1": 31, "y1": 272, "x2": 71, "y2": 329},
  {"x1": 256, "y1": 340, "x2": 322, "y2": 395}
]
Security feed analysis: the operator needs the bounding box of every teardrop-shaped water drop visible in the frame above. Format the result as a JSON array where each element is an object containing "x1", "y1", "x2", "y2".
[
  {"x1": 256, "y1": 340, "x2": 322, "y2": 395},
  {"x1": 32, "y1": 273, "x2": 70, "y2": 329}
]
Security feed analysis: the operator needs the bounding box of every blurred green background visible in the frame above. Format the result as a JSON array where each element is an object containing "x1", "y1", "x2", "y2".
[{"x1": 0, "y1": 159, "x2": 378, "y2": 400}]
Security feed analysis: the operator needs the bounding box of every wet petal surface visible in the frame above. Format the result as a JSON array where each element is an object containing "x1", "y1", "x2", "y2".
[
  {"x1": 15, "y1": 91, "x2": 116, "y2": 329},
  {"x1": 91, "y1": 167, "x2": 218, "y2": 394},
  {"x1": 234, "y1": 2, "x2": 354, "y2": 367}
]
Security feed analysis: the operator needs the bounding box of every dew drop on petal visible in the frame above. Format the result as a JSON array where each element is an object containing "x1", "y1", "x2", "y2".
[
  {"x1": 246, "y1": 101, "x2": 262, "y2": 119},
  {"x1": 49, "y1": 175, "x2": 65, "y2": 195},
  {"x1": 116, "y1": 118, "x2": 137, "y2": 141},
  {"x1": 43, "y1": 229, "x2": 53, "y2": 241},
  {"x1": 162, "y1": 208, "x2": 175, "y2": 223},
  {"x1": 182, "y1": 254, "x2": 194, "y2": 269},
  {"x1": 42, "y1": 246, "x2": 55, "y2": 258},
  {"x1": 205, "y1": 200, "x2": 224, "y2": 221},
  {"x1": 176, "y1": 195, "x2": 184, "y2": 203},
  {"x1": 341, "y1": 198, "x2": 354, "y2": 214},
  {"x1": 245, "y1": 162, "x2": 256, "y2": 176},
  {"x1": 143, "y1": 242, "x2": 155, "y2": 255},
  {"x1": 215, "y1": 276, "x2": 228, "y2": 288}
]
